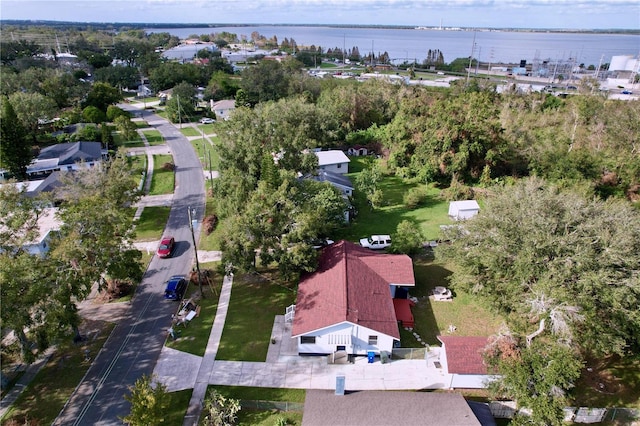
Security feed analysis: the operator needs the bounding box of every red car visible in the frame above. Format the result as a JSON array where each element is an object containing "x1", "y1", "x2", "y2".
[{"x1": 157, "y1": 236, "x2": 175, "y2": 258}]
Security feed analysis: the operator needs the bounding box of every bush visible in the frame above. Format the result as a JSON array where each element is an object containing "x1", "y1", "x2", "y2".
[
  {"x1": 403, "y1": 186, "x2": 429, "y2": 209},
  {"x1": 203, "y1": 214, "x2": 218, "y2": 235}
]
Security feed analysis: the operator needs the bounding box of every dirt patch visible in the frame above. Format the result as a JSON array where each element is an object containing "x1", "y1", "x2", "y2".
[{"x1": 581, "y1": 360, "x2": 623, "y2": 395}]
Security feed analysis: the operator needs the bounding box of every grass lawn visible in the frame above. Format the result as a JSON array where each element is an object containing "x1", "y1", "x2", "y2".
[
  {"x1": 114, "y1": 132, "x2": 144, "y2": 148},
  {"x1": 198, "y1": 197, "x2": 223, "y2": 251},
  {"x1": 180, "y1": 126, "x2": 201, "y2": 137},
  {"x1": 165, "y1": 389, "x2": 192, "y2": 424},
  {"x1": 142, "y1": 129, "x2": 164, "y2": 146},
  {"x1": 165, "y1": 270, "x2": 222, "y2": 357},
  {"x1": 134, "y1": 206, "x2": 171, "y2": 241},
  {"x1": 198, "y1": 123, "x2": 217, "y2": 135},
  {"x1": 190, "y1": 138, "x2": 219, "y2": 172},
  {"x1": 127, "y1": 154, "x2": 146, "y2": 189},
  {"x1": 215, "y1": 270, "x2": 297, "y2": 362},
  {"x1": 149, "y1": 154, "x2": 175, "y2": 195},
  {"x1": 409, "y1": 256, "x2": 503, "y2": 345},
  {"x1": 133, "y1": 120, "x2": 149, "y2": 129},
  {"x1": 236, "y1": 410, "x2": 303, "y2": 425},
  {"x1": 1, "y1": 322, "x2": 115, "y2": 425},
  {"x1": 205, "y1": 386, "x2": 305, "y2": 426},
  {"x1": 572, "y1": 354, "x2": 640, "y2": 409},
  {"x1": 336, "y1": 157, "x2": 450, "y2": 242}
]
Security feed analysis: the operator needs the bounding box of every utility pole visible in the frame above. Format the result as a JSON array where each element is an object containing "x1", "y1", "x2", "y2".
[
  {"x1": 466, "y1": 31, "x2": 477, "y2": 85},
  {"x1": 188, "y1": 206, "x2": 204, "y2": 298}
]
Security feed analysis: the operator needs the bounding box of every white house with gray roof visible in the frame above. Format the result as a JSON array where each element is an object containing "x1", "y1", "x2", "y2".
[{"x1": 315, "y1": 150, "x2": 350, "y2": 175}]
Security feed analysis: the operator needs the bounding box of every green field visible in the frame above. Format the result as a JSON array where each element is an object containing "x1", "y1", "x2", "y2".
[
  {"x1": 215, "y1": 271, "x2": 297, "y2": 362},
  {"x1": 149, "y1": 154, "x2": 175, "y2": 195},
  {"x1": 142, "y1": 129, "x2": 164, "y2": 146},
  {"x1": 134, "y1": 206, "x2": 171, "y2": 241}
]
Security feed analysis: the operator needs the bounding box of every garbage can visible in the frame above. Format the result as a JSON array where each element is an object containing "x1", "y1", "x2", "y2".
[{"x1": 367, "y1": 351, "x2": 375, "y2": 363}]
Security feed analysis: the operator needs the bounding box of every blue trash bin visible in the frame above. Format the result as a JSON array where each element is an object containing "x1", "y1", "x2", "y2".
[{"x1": 367, "y1": 351, "x2": 375, "y2": 363}]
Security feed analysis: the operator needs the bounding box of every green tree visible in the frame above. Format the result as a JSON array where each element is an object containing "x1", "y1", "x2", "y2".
[
  {"x1": 165, "y1": 82, "x2": 196, "y2": 123},
  {"x1": 486, "y1": 338, "x2": 582, "y2": 426},
  {"x1": 50, "y1": 152, "x2": 142, "y2": 341},
  {"x1": 114, "y1": 115, "x2": 139, "y2": 141},
  {"x1": 355, "y1": 161, "x2": 383, "y2": 209},
  {"x1": 239, "y1": 60, "x2": 291, "y2": 105},
  {"x1": 0, "y1": 184, "x2": 50, "y2": 362},
  {"x1": 202, "y1": 389, "x2": 241, "y2": 426},
  {"x1": 440, "y1": 177, "x2": 640, "y2": 356},
  {"x1": 409, "y1": 91, "x2": 505, "y2": 184},
  {"x1": 0, "y1": 98, "x2": 33, "y2": 179},
  {"x1": 122, "y1": 375, "x2": 169, "y2": 426},
  {"x1": 389, "y1": 220, "x2": 425, "y2": 255},
  {"x1": 94, "y1": 65, "x2": 140, "y2": 90},
  {"x1": 82, "y1": 105, "x2": 107, "y2": 124},
  {"x1": 439, "y1": 178, "x2": 640, "y2": 422},
  {"x1": 83, "y1": 82, "x2": 122, "y2": 112},
  {"x1": 8, "y1": 91, "x2": 58, "y2": 144}
]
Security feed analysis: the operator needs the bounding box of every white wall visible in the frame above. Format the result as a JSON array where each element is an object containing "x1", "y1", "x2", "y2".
[
  {"x1": 319, "y1": 162, "x2": 348, "y2": 175},
  {"x1": 297, "y1": 321, "x2": 397, "y2": 355}
]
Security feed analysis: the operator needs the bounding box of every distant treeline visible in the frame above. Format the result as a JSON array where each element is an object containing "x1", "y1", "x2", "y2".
[{"x1": 1, "y1": 20, "x2": 638, "y2": 35}]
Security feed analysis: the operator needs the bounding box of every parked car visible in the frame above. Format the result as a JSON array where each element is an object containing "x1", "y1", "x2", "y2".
[
  {"x1": 157, "y1": 236, "x2": 175, "y2": 258},
  {"x1": 311, "y1": 238, "x2": 335, "y2": 249},
  {"x1": 200, "y1": 117, "x2": 216, "y2": 124},
  {"x1": 359, "y1": 235, "x2": 392, "y2": 250},
  {"x1": 621, "y1": 90, "x2": 633, "y2": 95},
  {"x1": 164, "y1": 275, "x2": 187, "y2": 300}
]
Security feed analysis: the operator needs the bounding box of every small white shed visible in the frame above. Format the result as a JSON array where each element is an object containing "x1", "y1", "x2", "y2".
[{"x1": 448, "y1": 200, "x2": 480, "y2": 221}]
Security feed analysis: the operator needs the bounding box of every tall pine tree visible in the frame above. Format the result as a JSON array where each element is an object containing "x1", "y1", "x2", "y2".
[{"x1": 0, "y1": 99, "x2": 32, "y2": 180}]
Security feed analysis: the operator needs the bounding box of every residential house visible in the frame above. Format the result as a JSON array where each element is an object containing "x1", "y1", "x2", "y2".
[
  {"x1": 438, "y1": 336, "x2": 496, "y2": 389},
  {"x1": 0, "y1": 207, "x2": 61, "y2": 257},
  {"x1": 309, "y1": 170, "x2": 353, "y2": 197},
  {"x1": 26, "y1": 141, "x2": 107, "y2": 180},
  {"x1": 448, "y1": 199, "x2": 480, "y2": 221},
  {"x1": 302, "y1": 390, "x2": 495, "y2": 426},
  {"x1": 210, "y1": 99, "x2": 236, "y2": 121},
  {"x1": 315, "y1": 150, "x2": 350, "y2": 175},
  {"x1": 291, "y1": 240, "x2": 415, "y2": 356}
]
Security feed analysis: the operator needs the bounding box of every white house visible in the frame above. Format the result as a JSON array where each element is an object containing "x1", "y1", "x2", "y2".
[
  {"x1": 210, "y1": 99, "x2": 236, "y2": 121},
  {"x1": 315, "y1": 150, "x2": 350, "y2": 175},
  {"x1": 0, "y1": 207, "x2": 61, "y2": 257},
  {"x1": 26, "y1": 141, "x2": 107, "y2": 180},
  {"x1": 448, "y1": 200, "x2": 480, "y2": 221},
  {"x1": 309, "y1": 170, "x2": 353, "y2": 197},
  {"x1": 291, "y1": 240, "x2": 415, "y2": 356}
]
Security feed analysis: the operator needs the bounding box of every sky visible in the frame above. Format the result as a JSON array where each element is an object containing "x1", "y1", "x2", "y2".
[{"x1": 1, "y1": 0, "x2": 639, "y2": 30}]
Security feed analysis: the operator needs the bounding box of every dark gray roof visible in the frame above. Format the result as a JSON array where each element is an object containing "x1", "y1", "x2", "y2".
[
  {"x1": 310, "y1": 170, "x2": 353, "y2": 189},
  {"x1": 302, "y1": 390, "x2": 483, "y2": 426},
  {"x1": 27, "y1": 171, "x2": 64, "y2": 196},
  {"x1": 38, "y1": 142, "x2": 103, "y2": 165}
]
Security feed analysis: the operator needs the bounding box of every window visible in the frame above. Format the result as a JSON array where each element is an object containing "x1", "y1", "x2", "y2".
[
  {"x1": 301, "y1": 336, "x2": 316, "y2": 344},
  {"x1": 368, "y1": 335, "x2": 378, "y2": 345},
  {"x1": 337, "y1": 163, "x2": 342, "y2": 168}
]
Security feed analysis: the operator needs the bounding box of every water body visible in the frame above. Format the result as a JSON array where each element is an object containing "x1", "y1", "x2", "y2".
[{"x1": 149, "y1": 25, "x2": 640, "y2": 67}]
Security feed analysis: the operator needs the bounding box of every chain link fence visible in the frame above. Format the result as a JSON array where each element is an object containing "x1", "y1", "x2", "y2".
[
  {"x1": 391, "y1": 348, "x2": 427, "y2": 360},
  {"x1": 490, "y1": 401, "x2": 639, "y2": 424},
  {"x1": 239, "y1": 400, "x2": 304, "y2": 412}
]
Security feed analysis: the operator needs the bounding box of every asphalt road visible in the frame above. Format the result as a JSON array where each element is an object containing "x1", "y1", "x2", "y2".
[{"x1": 54, "y1": 108, "x2": 205, "y2": 425}]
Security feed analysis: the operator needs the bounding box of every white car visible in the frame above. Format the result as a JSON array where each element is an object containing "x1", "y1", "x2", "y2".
[
  {"x1": 199, "y1": 117, "x2": 215, "y2": 124},
  {"x1": 359, "y1": 235, "x2": 392, "y2": 250}
]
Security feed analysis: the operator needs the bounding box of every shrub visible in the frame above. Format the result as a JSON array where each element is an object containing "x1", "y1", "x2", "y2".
[{"x1": 403, "y1": 186, "x2": 429, "y2": 209}]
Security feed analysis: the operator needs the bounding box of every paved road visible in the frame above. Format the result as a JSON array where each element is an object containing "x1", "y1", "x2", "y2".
[{"x1": 54, "y1": 108, "x2": 205, "y2": 425}]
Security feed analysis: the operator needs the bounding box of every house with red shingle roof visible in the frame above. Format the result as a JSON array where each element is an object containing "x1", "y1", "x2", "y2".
[
  {"x1": 438, "y1": 336, "x2": 497, "y2": 388},
  {"x1": 291, "y1": 240, "x2": 415, "y2": 356}
]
